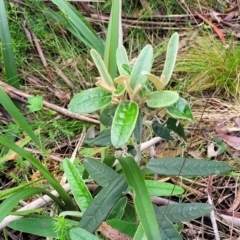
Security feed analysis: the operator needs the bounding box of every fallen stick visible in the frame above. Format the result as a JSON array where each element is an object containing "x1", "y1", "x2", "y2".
[{"x1": 0, "y1": 80, "x2": 100, "y2": 124}]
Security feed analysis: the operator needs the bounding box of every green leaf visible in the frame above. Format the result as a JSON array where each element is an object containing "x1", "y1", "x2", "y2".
[
  {"x1": 106, "y1": 219, "x2": 138, "y2": 237},
  {"x1": 147, "y1": 91, "x2": 179, "y2": 108},
  {"x1": 27, "y1": 96, "x2": 43, "y2": 112},
  {"x1": 78, "y1": 174, "x2": 128, "y2": 232},
  {"x1": 145, "y1": 180, "x2": 184, "y2": 196},
  {"x1": 0, "y1": 89, "x2": 41, "y2": 148},
  {"x1": 133, "y1": 224, "x2": 148, "y2": 240},
  {"x1": 152, "y1": 118, "x2": 186, "y2": 141},
  {"x1": 62, "y1": 159, "x2": 92, "y2": 212},
  {"x1": 133, "y1": 110, "x2": 143, "y2": 144},
  {"x1": 118, "y1": 157, "x2": 161, "y2": 240},
  {"x1": 70, "y1": 227, "x2": 100, "y2": 240},
  {"x1": 50, "y1": 0, "x2": 104, "y2": 55},
  {"x1": 121, "y1": 203, "x2": 137, "y2": 223},
  {"x1": 108, "y1": 197, "x2": 127, "y2": 220},
  {"x1": 152, "y1": 121, "x2": 174, "y2": 140},
  {"x1": 153, "y1": 205, "x2": 182, "y2": 240},
  {"x1": 161, "y1": 32, "x2": 179, "y2": 86},
  {"x1": 116, "y1": 45, "x2": 130, "y2": 76},
  {"x1": 68, "y1": 88, "x2": 111, "y2": 114},
  {"x1": 0, "y1": 137, "x2": 75, "y2": 210},
  {"x1": 99, "y1": 104, "x2": 117, "y2": 127},
  {"x1": 0, "y1": 188, "x2": 64, "y2": 223},
  {"x1": 91, "y1": 49, "x2": 114, "y2": 87},
  {"x1": 83, "y1": 129, "x2": 111, "y2": 147},
  {"x1": 166, "y1": 97, "x2": 193, "y2": 121},
  {"x1": 147, "y1": 157, "x2": 232, "y2": 176},
  {"x1": 8, "y1": 217, "x2": 58, "y2": 238},
  {"x1": 0, "y1": 0, "x2": 19, "y2": 88},
  {"x1": 158, "y1": 203, "x2": 213, "y2": 223},
  {"x1": 129, "y1": 45, "x2": 153, "y2": 89},
  {"x1": 83, "y1": 157, "x2": 118, "y2": 187},
  {"x1": 111, "y1": 101, "x2": 139, "y2": 148},
  {"x1": 104, "y1": 0, "x2": 121, "y2": 78}
]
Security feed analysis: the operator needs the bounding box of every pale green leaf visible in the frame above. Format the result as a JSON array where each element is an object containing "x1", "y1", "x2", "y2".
[
  {"x1": 116, "y1": 45, "x2": 130, "y2": 76},
  {"x1": 91, "y1": 49, "x2": 114, "y2": 87},
  {"x1": 161, "y1": 32, "x2": 179, "y2": 85},
  {"x1": 68, "y1": 88, "x2": 111, "y2": 114},
  {"x1": 129, "y1": 45, "x2": 153, "y2": 89},
  {"x1": 147, "y1": 91, "x2": 179, "y2": 108},
  {"x1": 70, "y1": 227, "x2": 100, "y2": 240}
]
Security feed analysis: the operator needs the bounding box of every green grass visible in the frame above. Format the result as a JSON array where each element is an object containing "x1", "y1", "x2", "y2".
[{"x1": 174, "y1": 35, "x2": 240, "y2": 100}]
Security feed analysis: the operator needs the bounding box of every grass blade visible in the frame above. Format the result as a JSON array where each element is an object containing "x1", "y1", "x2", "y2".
[
  {"x1": 50, "y1": 0, "x2": 104, "y2": 55},
  {"x1": 104, "y1": 0, "x2": 122, "y2": 78},
  {"x1": 0, "y1": 0, "x2": 19, "y2": 88},
  {"x1": 0, "y1": 88, "x2": 41, "y2": 148},
  {"x1": 0, "y1": 187, "x2": 65, "y2": 223},
  {"x1": 0, "y1": 137, "x2": 75, "y2": 210},
  {"x1": 118, "y1": 157, "x2": 161, "y2": 240}
]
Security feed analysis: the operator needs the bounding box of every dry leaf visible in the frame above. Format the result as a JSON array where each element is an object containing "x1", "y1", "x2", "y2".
[
  {"x1": 218, "y1": 134, "x2": 240, "y2": 150},
  {"x1": 100, "y1": 222, "x2": 132, "y2": 240}
]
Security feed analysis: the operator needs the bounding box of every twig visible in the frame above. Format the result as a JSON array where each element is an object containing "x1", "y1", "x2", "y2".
[{"x1": 0, "y1": 80, "x2": 100, "y2": 124}]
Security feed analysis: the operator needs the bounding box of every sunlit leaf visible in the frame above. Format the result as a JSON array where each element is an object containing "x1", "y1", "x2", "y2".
[
  {"x1": 166, "y1": 97, "x2": 193, "y2": 121},
  {"x1": 147, "y1": 91, "x2": 179, "y2": 108},
  {"x1": 161, "y1": 32, "x2": 179, "y2": 85},
  {"x1": 129, "y1": 45, "x2": 153, "y2": 89},
  {"x1": 111, "y1": 101, "x2": 139, "y2": 148}
]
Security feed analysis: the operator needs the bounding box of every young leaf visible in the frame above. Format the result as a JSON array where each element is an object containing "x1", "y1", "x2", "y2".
[
  {"x1": 83, "y1": 157, "x2": 118, "y2": 187},
  {"x1": 145, "y1": 180, "x2": 184, "y2": 196},
  {"x1": 68, "y1": 88, "x2": 111, "y2": 114},
  {"x1": 27, "y1": 96, "x2": 43, "y2": 112},
  {"x1": 108, "y1": 197, "x2": 127, "y2": 220},
  {"x1": 143, "y1": 72, "x2": 165, "y2": 90},
  {"x1": 8, "y1": 217, "x2": 58, "y2": 238},
  {"x1": 111, "y1": 101, "x2": 139, "y2": 148},
  {"x1": 133, "y1": 224, "x2": 148, "y2": 240},
  {"x1": 62, "y1": 159, "x2": 92, "y2": 212},
  {"x1": 166, "y1": 97, "x2": 193, "y2": 121},
  {"x1": 70, "y1": 227, "x2": 100, "y2": 240},
  {"x1": 161, "y1": 32, "x2": 179, "y2": 86},
  {"x1": 118, "y1": 157, "x2": 161, "y2": 240},
  {"x1": 147, "y1": 91, "x2": 179, "y2": 108},
  {"x1": 116, "y1": 45, "x2": 130, "y2": 76},
  {"x1": 158, "y1": 203, "x2": 213, "y2": 223},
  {"x1": 91, "y1": 49, "x2": 114, "y2": 87},
  {"x1": 129, "y1": 45, "x2": 153, "y2": 89},
  {"x1": 78, "y1": 174, "x2": 128, "y2": 233},
  {"x1": 147, "y1": 157, "x2": 232, "y2": 176}
]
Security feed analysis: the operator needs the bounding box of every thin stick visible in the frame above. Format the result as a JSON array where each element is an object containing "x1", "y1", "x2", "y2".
[{"x1": 0, "y1": 80, "x2": 100, "y2": 124}]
